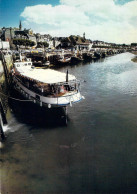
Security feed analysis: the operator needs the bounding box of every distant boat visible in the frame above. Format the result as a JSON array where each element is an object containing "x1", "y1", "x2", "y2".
[
  {"x1": 57, "y1": 55, "x2": 71, "y2": 65},
  {"x1": 94, "y1": 51, "x2": 101, "y2": 59},
  {"x1": 71, "y1": 55, "x2": 83, "y2": 63},
  {"x1": 44, "y1": 60, "x2": 50, "y2": 66},
  {"x1": 11, "y1": 60, "x2": 84, "y2": 109}
]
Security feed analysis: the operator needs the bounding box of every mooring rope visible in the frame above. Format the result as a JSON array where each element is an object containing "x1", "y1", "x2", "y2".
[{"x1": 0, "y1": 91, "x2": 33, "y2": 102}]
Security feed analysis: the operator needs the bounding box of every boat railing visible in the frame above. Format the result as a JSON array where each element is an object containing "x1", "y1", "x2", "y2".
[
  {"x1": 14, "y1": 75, "x2": 81, "y2": 98},
  {"x1": 54, "y1": 79, "x2": 80, "y2": 85}
]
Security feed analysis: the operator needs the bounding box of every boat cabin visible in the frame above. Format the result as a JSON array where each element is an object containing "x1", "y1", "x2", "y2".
[
  {"x1": 14, "y1": 61, "x2": 32, "y2": 68},
  {"x1": 13, "y1": 61, "x2": 80, "y2": 98}
]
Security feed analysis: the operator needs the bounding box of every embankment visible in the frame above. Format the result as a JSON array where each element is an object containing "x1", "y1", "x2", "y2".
[{"x1": 131, "y1": 51, "x2": 137, "y2": 63}]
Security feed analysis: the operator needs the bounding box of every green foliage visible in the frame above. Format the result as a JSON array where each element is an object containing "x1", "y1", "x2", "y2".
[
  {"x1": 131, "y1": 43, "x2": 137, "y2": 47},
  {"x1": 37, "y1": 41, "x2": 49, "y2": 48},
  {"x1": 69, "y1": 36, "x2": 76, "y2": 45},
  {"x1": 13, "y1": 38, "x2": 35, "y2": 47},
  {"x1": 69, "y1": 35, "x2": 85, "y2": 44},
  {"x1": 81, "y1": 37, "x2": 85, "y2": 42}
]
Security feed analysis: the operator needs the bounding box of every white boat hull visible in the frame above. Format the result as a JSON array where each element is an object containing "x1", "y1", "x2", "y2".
[{"x1": 13, "y1": 76, "x2": 83, "y2": 108}]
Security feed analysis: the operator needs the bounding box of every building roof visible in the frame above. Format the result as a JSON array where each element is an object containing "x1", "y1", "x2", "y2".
[{"x1": 70, "y1": 35, "x2": 90, "y2": 45}]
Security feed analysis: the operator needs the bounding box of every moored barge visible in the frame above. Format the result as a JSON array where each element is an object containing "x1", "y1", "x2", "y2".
[{"x1": 12, "y1": 60, "x2": 84, "y2": 108}]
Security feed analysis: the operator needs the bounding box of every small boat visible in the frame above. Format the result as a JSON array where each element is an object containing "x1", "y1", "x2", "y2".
[
  {"x1": 57, "y1": 56, "x2": 71, "y2": 65},
  {"x1": 44, "y1": 60, "x2": 50, "y2": 66},
  {"x1": 94, "y1": 51, "x2": 101, "y2": 59},
  {"x1": 71, "y1": 55, "x2": 83, "y2": 63},
  {"x1": 11, "y1": 60, "x2": 84, "y2": 109}
]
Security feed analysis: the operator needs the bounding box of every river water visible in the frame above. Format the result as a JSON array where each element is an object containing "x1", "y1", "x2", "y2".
[{"x1": 1, "y1": 52, "x2": 137, "y2": 193}]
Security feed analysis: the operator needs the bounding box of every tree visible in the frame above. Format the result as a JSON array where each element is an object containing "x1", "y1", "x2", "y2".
[
  {"x1": 131, "y1": 43, "x2": 137, "y2": 47},
  {"x1": 69, "y1": 35, "x2": 76, "y2": 46},
  {"x1": 37, "y1": 41, "x2": 49, "y2": 48},
  {"x1": 13, "y1": 38, "x2": 35, "y2": 47}
]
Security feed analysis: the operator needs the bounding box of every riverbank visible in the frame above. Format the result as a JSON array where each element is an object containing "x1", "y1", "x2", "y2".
[{"x1": 131, "y1": 51, "x2": 137, "y2": 63}]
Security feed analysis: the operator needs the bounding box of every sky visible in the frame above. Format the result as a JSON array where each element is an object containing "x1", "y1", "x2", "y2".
[{"x1": 0, "y1": 0, "x2": 137, "y2": 44}]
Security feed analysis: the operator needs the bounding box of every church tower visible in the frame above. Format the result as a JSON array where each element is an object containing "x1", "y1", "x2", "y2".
[
  {"x1": 83, "y1": 32, "x2": 85, "y2": 40},
  {"x1": 19, "y1": 20, "x2": 22, "y2": 30}
]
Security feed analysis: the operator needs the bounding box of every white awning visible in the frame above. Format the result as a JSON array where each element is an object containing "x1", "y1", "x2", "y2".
[{"x1": 17, "y1": 68, "x2": 76, "y2": 84}]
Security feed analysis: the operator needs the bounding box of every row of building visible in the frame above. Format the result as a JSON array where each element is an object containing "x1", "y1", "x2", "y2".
[{"x1": 0, "y1": 21, "x2": 135, "y2": 51}]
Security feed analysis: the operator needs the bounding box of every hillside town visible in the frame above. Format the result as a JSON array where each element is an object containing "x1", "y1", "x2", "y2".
[
  {"x1": 1, "y1": 21, "x2": 136, "y2": 51},
  {"x1": 0, "y1": 21, "x2": 137, "y2": 67}
]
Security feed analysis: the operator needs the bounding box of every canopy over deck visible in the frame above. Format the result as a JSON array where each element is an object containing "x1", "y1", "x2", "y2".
[{"x1": 15, "y1": 63, "x2": 76, "y2": 84}]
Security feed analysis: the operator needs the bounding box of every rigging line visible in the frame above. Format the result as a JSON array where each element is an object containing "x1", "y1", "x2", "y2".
[{"x1": 0, "y1": 91, "x2": 33, "y2": 102}]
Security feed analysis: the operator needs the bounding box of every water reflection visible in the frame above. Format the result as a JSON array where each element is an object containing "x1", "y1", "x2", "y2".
[{"x1": 9, "y1": 99, "x2": 68, "y2": 128}]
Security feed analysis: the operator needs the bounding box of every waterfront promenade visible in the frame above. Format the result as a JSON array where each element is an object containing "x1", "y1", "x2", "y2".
[{"x1": 131, "y1": 51, "x2": 137, "y2": 63}]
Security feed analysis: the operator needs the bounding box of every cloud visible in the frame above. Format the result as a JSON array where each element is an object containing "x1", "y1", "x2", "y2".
[
  {"x1": 21, "y1": 0, "x2": 137, "y2": 43},
  {"x1": 21, "y1": 4, "x2": 90, "y2": 26}
]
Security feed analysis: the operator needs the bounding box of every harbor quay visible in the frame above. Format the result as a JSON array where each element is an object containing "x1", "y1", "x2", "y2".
[
  {"x1": 8, "y1": 47, "x2": 127, "y2": 67},
  {"x1": 0, "y1": 43, "x2": 132, "y2": 141},
  {"x1": 1, "y1": 51, "x2": 137, "y2": 193}
]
